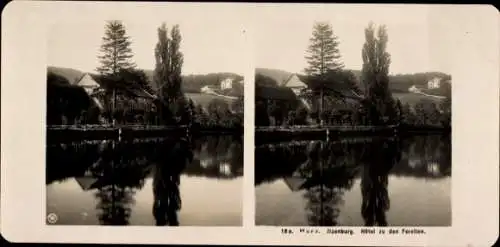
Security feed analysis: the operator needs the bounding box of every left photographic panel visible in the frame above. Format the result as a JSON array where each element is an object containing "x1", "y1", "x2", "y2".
[{"x1": 45, "y1": 19, "x2": 245, "y2": 226}]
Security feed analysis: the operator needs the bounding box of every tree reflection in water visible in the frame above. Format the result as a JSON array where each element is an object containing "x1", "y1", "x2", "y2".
[
  {"x1": 301, "y1": 141, "x2": 361, "y2": 226},
  {"x1": 152, "y1": 139, "x2": 193, "y2": 226},
  {"x1": 93, "y1": 140, "x2": 151, "y2": 225},
  {"x1": 46, "y1": 135, "x2": 240, "y2": 226},
  {"x1": 359, "y1": 139, "x2": 401, "y2": 226},
  {"x1": 255, "y1": 135, "x2": 449, "y2": 226}
]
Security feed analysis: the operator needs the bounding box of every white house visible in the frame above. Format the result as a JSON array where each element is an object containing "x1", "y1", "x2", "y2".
[
  {"x1": 201, "y1": 85, "x2": 217, "y2": 94},
  {"x1": 220, "y1": 78, "x2": 233, "y2": 90},
  {"x1": 408, "y1": 85, "x2": 420, "y2": 93},
  {"x1": 427, "y1": 77, "x2": 441, "y2": 89}
]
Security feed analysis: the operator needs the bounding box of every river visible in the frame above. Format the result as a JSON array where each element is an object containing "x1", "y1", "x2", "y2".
[
  {"x1": 255, "y1": 134, "x2": 451, "y2": 226},
  {"x1": 46, "y1": 135, "x2": 243, "y2": 226}
]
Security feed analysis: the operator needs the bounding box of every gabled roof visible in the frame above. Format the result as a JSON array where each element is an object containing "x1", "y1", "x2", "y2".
[
  {"x1": 283, "y1": 177, "x2": 306, "y2": 191},
  {"x1": 74, "y1": 176, "x2": 99, "y2": 191},
  {"x1": 74, "y1": 73, "x2": 100, "y2": 88},
  {"x1": 282, "y1": 74, "x2": 307, "y2": 88}
]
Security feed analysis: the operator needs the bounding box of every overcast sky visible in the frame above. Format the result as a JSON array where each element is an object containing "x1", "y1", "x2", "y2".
[
  {"x1": 255, "y1": 4, "x2": 451, "y2": 75},
  {"x1": 48, "y1": 4, "x2": 453, "y2": 76},
  {"x1": 47, "y1": 5, "x2": 249, "y2": 75}
]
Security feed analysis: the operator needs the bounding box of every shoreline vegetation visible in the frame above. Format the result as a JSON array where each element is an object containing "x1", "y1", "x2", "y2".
[
  {"x1": 47, "y1": 21, "x2": 244, "y2": 137},
  {"x1": 254, "y1": 22, "x2": 452, "y2": 144},
  {"x1": 46, "y1": 122, "x2": 447, "y2": 143},
  {"x1": 255, "y1": 124, "x2": 449, "y2": 145},
  {"x1": 46, "y1": 124, "x2": 243, "y2": 142}
]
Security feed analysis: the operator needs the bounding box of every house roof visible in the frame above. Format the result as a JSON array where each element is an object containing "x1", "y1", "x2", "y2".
[
  {"x1": 282, "y1": 74, "x2": 307, "y2": 88},
  {"x1": 74, "y1": 176, "x2": 99, "y2": 191},
  {"x1": 283, "y1": 177, "x2": 306, "y2": 191},
  {"x1": 301, "y1": 76, "x2": 363, "y2": 100},
  {"x1": 255, "y1": 85, "x2": 298, "y2": 101},
  {"x1": 74, "y1": 73, "x2": 100, "y2": 87},
  {"x1": 255, "y1": 68, "x2": 294, "y2": 86},
  {"x1": 90, "y1": 74, "x2": 157, "y2": 100}
]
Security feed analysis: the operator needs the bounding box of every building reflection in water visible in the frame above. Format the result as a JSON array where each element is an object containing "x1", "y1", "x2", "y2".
[
  {"x1": 46, "y1": 135, "x2": 243, "y2": 226},
  {"x1": 255, "y1": 134, "x2": 451, "y2": 226}
]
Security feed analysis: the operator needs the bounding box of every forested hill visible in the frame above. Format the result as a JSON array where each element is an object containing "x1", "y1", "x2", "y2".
[
  {"x1": 348, "y1": 70, "x2": 451, "y2": 93},
  {"x1": 47, "y1": 66, "x2": 244, "y2": 95},
  {"x1": 142, "y1": 69, "x2": 244, "y2": 93},
  {"x1": 256, "y1": 67, "x2": 451, "y2": 94}
]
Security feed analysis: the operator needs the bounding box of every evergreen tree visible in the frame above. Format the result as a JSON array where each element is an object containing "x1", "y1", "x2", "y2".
[
  {"x1": 96, "y1": 20, "x2": 136, "y2": 125},
  {"x1": 97, "y1": 21, "x2": 136, "y2": 76},
  {"x1": 304, "y1": 22, "x2": 345, "y2": 126},
  {"x1": 361, "y1": 23, "x2": 396, "y2": 125},
  {"x1": 305, "y1": 22, "x2": 344, "y2": 77}
]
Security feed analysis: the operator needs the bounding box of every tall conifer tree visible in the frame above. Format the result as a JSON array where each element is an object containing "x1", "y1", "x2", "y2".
[
  {"x1": 97, "y1": 20, "x2": 136, "y2": 75},
  {"x1": 305, "y1": 22, "x2": 344, "y2": 77}
]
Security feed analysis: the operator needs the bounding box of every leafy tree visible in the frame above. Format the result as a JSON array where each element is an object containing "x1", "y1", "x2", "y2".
[
  {"x1": 361, "y1": 23, "x2": 396, "y2": 125},
  {"x1": 231, "y1": 96, "x2": 244, "y2": 113},
  {"x1": 255, "y1": 100, "x2": 270, "y2": 126},
  {"x1": 414, "y1": 101, "x2": 428, "y2": 125},
  {"x1": 255, "y1": 74, "x2": 279, "y2": 87},
  {"x1": 153, "y1": 23, "x2": 184, "y2": 124},
  {"x1": 401, "y1": 103, "x2": 415, "y2": 125},
  {"x1": 294, "y1": 105, "x2": 309, "y2": 125},
  {"x1": 176, "y1": 97, "x2": 194, "y2": 126},
  {"x1": 305, "y1": 22, "x2": 344, "y2": 76}
]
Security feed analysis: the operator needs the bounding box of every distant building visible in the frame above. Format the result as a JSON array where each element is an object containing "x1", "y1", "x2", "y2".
[
  {"x1": 201, "y1": 85, "x2": 218, "y2": 94},
  {"x1": 427, "y1": 77, "x2": 441, "y2": 89},
  {"x1": 408, "y1": 85, "x2": 419, "y2": 93},
  {"x1": 220, "y1": 78, "x2": 233, "y2": 90}
]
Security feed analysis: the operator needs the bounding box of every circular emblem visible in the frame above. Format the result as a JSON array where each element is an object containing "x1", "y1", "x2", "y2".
[{"x1": 47, "y1": 213, "x2": 58, "y2": 224}]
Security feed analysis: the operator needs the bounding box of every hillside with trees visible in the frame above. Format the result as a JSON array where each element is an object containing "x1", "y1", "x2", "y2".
[
  {"x1": 255, "y1": 21, "x2": 452, "y2": 129},
  {"x1": 47, "y1": 66, "x2": 243, "y2": 96},
  {"x1": 46, "y1": 20, "x2": 243, "y2": 131}
]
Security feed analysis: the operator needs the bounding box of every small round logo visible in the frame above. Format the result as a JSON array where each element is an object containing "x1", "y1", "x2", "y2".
[{"x1": 47, "y1": 213, "x2": 58, "y2": 224}]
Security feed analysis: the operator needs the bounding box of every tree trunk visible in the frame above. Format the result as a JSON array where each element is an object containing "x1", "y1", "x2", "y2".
[
  {"x1": 112, "y1": 88, "x2": 116, "y2": 126},
  {"x1": 320, "y1": 88, "x2": 324, "y2": 127}
]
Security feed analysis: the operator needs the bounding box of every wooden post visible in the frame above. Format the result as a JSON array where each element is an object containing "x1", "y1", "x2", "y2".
[
  {"x1": 158, "y1": 86, "x2": 163, "y2": 126},
  {"x1": 112, "y1": 88, "x2": 116, "y2": 127},
  {"x1": 320, "y1": 88, "x2": 324, "y2": 127}
]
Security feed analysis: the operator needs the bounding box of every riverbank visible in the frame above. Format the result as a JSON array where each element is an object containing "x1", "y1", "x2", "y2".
[
  {"x1": 46, "y1": 124, "x2": 242, "y2": 142},
  {"x1": 255, "y1": 124, "x2": 450, "y2": 144}
]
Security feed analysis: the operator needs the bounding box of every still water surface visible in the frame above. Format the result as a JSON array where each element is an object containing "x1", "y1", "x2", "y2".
[
  {"x1": 46, "y1": 135, "x2": 243, "y2": 226},
  {"x1": 255, "y1": 135, "x2": 451, "y2": 226}
]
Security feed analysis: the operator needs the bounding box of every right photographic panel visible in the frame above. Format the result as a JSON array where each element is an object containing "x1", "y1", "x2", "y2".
[{"x1": 254, "y1": 6, "x2": 451, "y2": 227}]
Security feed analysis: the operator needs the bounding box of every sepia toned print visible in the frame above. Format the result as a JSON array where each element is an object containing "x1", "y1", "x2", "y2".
[
  {"x1": 254, "y1": 15, "x2": 451, "y2": 226},
  {"x1": 45, "y1": 19, "x2": 245, "y2": 226},
  {"x1": 1, "y1": 1, "x2": 499, "y2": 246}
]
